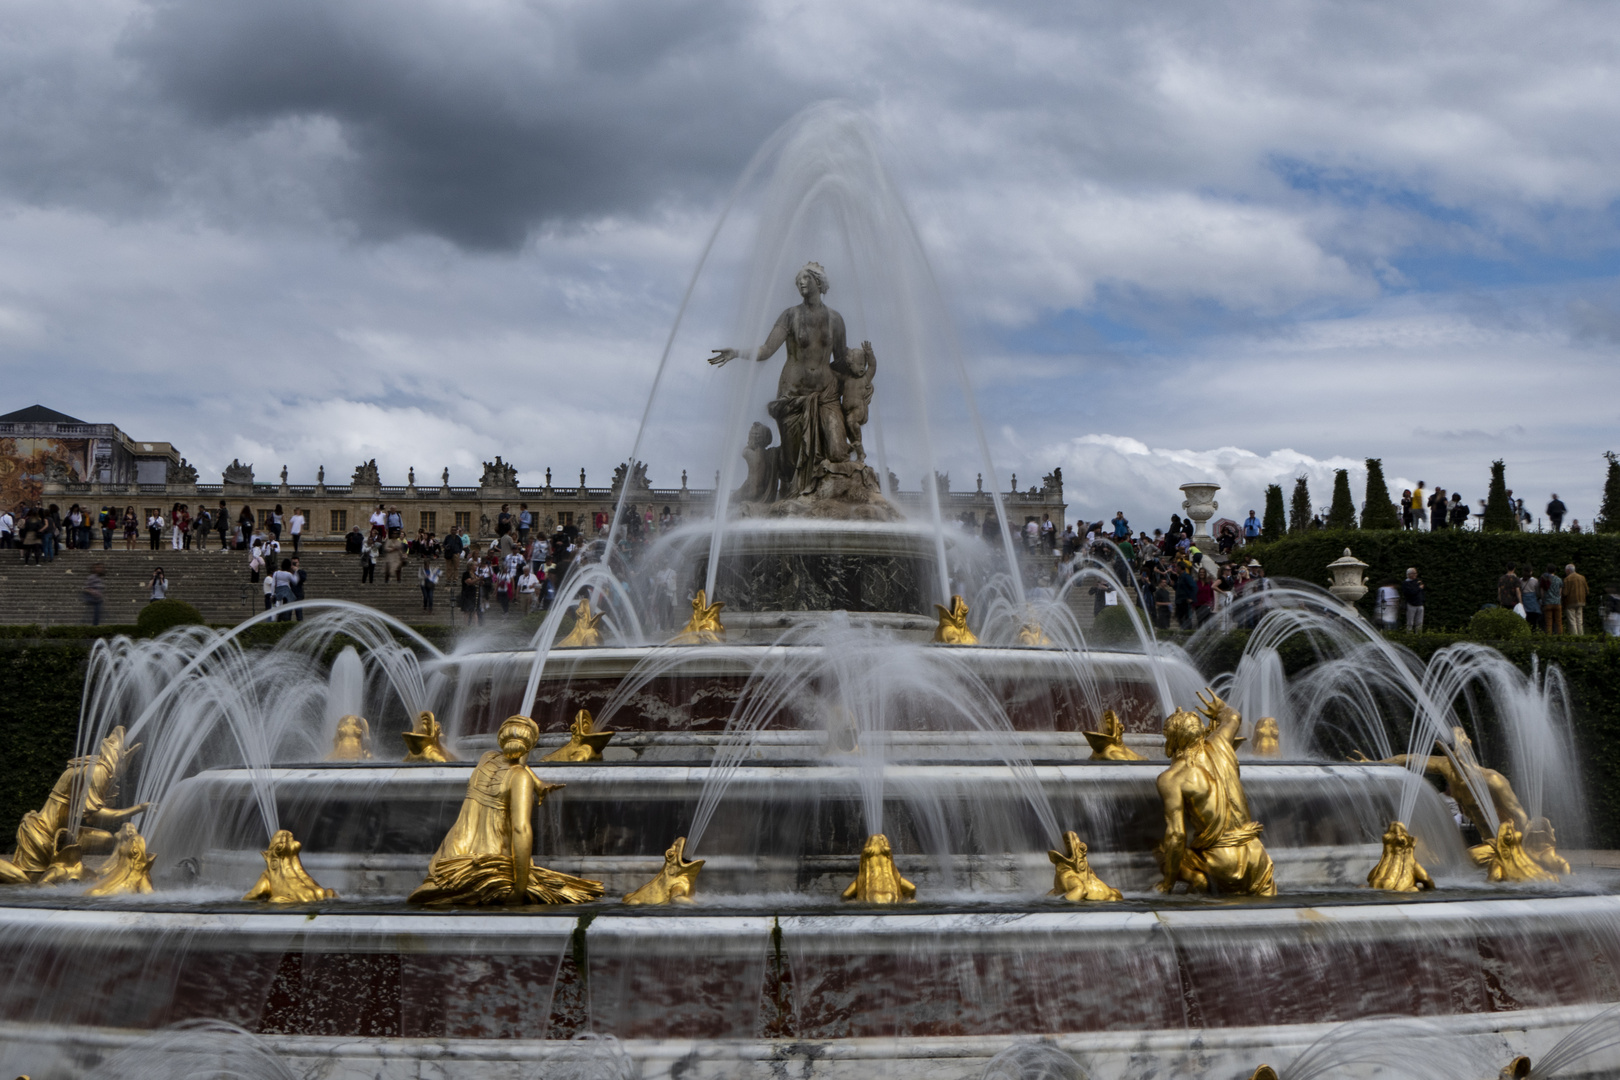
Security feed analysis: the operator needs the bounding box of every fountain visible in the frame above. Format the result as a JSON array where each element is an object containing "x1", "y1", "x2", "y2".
[{"x1": 3, "y1": 105, "x2": 1620, "y2": 1079}]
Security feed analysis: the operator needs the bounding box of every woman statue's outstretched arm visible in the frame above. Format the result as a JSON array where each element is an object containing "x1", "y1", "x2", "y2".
[{"x1": 709, "y1": 310, "x2": 791, "y2": 366}]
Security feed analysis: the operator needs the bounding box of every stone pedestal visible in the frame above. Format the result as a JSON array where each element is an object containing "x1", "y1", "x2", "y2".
[{"x1": 1179, "y1": 482, "x2": 1220, "y2": 540}]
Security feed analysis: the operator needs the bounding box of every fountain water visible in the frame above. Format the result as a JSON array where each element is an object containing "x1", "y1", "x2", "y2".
[{"x1": 0, "y1": 105, "x2": 1616, "y2": 1080}]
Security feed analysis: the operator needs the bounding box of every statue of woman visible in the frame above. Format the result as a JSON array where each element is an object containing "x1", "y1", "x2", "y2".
[
  {"x1": 710, "y1": 263, "x2": 870, "y2": 498},
  {"x1": 409, "y1": 714, "x2": 603, "y2": 906},
  {"x1": 0, "y1": 726, "x2": 148, "y2": 883}
]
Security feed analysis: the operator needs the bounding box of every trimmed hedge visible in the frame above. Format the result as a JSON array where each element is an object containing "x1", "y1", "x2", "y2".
[
  {"x1": 0, "y1": 642, "x2": 90, "y2": 843},
  {"x1": 1468, "y1": 607, "x2": 1530, "y2": 640},
  {"x1": 135, "y1": 599, "x2": 204, "y2": 637},
  {"x1": 1243, "y1": 529, "x2": 1620, "y2": 631}
]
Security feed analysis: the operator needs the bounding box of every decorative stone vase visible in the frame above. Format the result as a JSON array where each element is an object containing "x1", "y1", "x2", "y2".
[
  {"x1": 1327, "y1": 547, "x2": 1369, "y2": 606},
  {"x1": 1179, "y1": 483, "x2": 1220, "y2": 540}
]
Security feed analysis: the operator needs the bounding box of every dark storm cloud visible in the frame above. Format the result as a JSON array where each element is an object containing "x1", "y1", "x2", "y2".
[{"x1": 123, "y1": 0, "x2": 818, "y2": 248}]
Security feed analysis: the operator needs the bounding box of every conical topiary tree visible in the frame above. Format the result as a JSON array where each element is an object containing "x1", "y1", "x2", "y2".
[
  {"x1": 1262, "y1": 483, "x2": 1286, "y2": 541},
  {"x1": 1482, "y1": 459, "x2": 1516, "y2": 531},
  {"x1": 1597, "y1": 451, "x2": 1620, "y2": 534},
  {"x1": 1360, "y1": 458, "x2": 1401, "y2": 530},
  {"x1": 1289, "y1": 476, "x2": 1312, "y2": 534},
  {"x1": 1326, "y1": 469, "x2": 1357, "y2": 529}
]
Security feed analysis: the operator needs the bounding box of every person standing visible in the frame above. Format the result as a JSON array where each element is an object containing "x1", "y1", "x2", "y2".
[
  {"x1": 1429, "y1": 488, "x2": 1447, "y2": 531},
  {"x1": 420, "y1": 560, "x2": 440, "y2": 613},
  {"x1": 382, "y1": 532, "x2": 405, "y2": 583},
  {"x1": 217, "y1": 501, "x2": 230, "y2": 550},
  {"x1": 1520, "y1": 568, "x2": 1542, "y2": 631},
  {"x1": 100, "y1": 507, "x2": 114, "y2": 550},
  {"x1": 1243, "y1": 510, "x2": 1259, "y2": 541},
  {"x1": 149, "y1": 567, "x2": 168, "y2": 602},
  {"x1": 272, "y1": 559, "x2": 296, "y2": 621},
  {"x1": 1497, "y1": 564, "x2": 1523, "y2": 613},
  {"x1": 1400, "y1": 490, "x2": 1413, "y2": 530},
  {"x1": 83, "y1": 563, "x2": 105, "y2": 625},
  {"x1": 289, "y1": 508, "x2": 305, "y2": 554},
  {"x1": 1541, "y1": 564, "x2": 1564, "y2": 636},
  {"x1": 148, "y1": 510, "x2": 162, "y2": 551},
  {"x1": 1563, "y1": 564, "x2": 1589, "y2": 635},
  {"x1": 1376, "y1": 579, "x2": 1399, "y2": 629},
  {"x1": 122, "y1": 507, "x2": 138, "y2": 550},
  {"x1": 0, "y1": 507, "x2": 11, "y2": 549},
  {"x1": 1547, "y1": 494, "x2": 1566, "y2": 532},
  {"x1": 195, "y1": 506, "x2": 211, "y2": 550},
  {"x1": 1411, "y1": 482, "x2": 1426, "y2": 531},
  {"x1": 1401, "y1": 568, "x2": 1426, "y2": 631},
  {"x1": 20, "y1": 508, "x2": 43, "y2": 564},
  {"x1": 290, "y1": 556, "x2": 307, "y2": 622},
  {"x1": 360, "y1": 536, "x2": 377, "y2": 584}
]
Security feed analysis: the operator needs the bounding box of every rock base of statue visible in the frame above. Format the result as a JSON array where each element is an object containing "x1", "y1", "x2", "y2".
[{"x1": 745, "y1": 460, "x2": 901, "y2": 521}]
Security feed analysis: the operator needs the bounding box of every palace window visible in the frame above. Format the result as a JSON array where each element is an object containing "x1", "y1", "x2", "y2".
[
  {"x1": 330, "y1": 510, "x2": 347, "y2": 533},
  {"x1": 557, "y1": 511, "x2": 573, "y2": 527},
  {"x1": 454, "y1": 511, "x2": 472, "y2": 534},
  {"x1": 419, "y1": 511, "x2": 436, "y2": 534}
]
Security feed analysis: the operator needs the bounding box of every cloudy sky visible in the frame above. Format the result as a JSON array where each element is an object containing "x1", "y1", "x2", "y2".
[{"x1": 3, "y1": 0, "x2": 1617, "y2": 527}]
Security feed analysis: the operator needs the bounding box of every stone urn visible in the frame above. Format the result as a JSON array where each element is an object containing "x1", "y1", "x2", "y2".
[
  {"x1": 1179, "y1": 482, "x2": 1220, "y2": 540},
  {"x1": 1327, "y1": 547, "x2": 1369, "y2": 606}
]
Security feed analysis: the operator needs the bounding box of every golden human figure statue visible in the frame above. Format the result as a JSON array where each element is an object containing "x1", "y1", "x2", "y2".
[
  {"x1": 327, "y1": 715, "x2": 372, "y2": 761},
  {"x1": 670, "y1": 590, "x2": 726, "y2": 644},
  {"x1": 409, "y1": 715, "x2": 604, "y2": 906},
  {"x1": 623, "y1": 836, "x2": 705, "y2": 904},
  {"x1": 842, "y1": 833, "x2": 916, "y2": 903},
  {"x1": 402, "y1": 710, "x2": 454, "y2": 763},
  {"x1": 540, "y1": 709, "x2": 616, "y2": 763},
  {"x1": 1047, "y1": 831, "x2": 1122, "y2": 901},
  {"x1": 243, "y1": 830, "x2": 338, "y2": 903},
  {"x1": 85, "y1": 823, "x2": 155, "y2": 897},
  {"x1": 1153, "y1": 690, "x2": 1276, "y2": 897},
  {"x1": 1366, "y1": 820, "x2": 1435, "y2": 892},
  {"x1": 1252, "y1": 717, "x2": 1281, "y2": 757},
  {"x1": 932, "y1": 595, "x2": 977, "y2": 645},
  {"x1": 557, "y1": 597, "x2": 605, "y2": 648},
  {"x1": 0, "y1": 726, "x2": 148, "y2": 884},
  {"x1": 1354, "y1": 727, "x2": 1565, "y2": 876},
  {"x1": 1083, "y1": 709, "x2": 1146, "y2": 762}
]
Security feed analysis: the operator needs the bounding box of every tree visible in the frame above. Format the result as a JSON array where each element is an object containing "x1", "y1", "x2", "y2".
[
  {"x1": 1597, "y1": 451, "x2": 1620, "y2": 534},
  {"x1": 1482, "y1": 459, "x2": 1516, "y2": 531},
  {"x1": 1289, "y1": 476, "x2": 1312, "y2": 534},
  {"x1": 1326, "y1": 469, "x2": 1357, "y2": 529},
  {"x1": 1262, "y1": 484, "x2": 1286, "y2": 541},
  {"x1": 1360, "y1": 458, "x2": 1401, "y2": 530}
]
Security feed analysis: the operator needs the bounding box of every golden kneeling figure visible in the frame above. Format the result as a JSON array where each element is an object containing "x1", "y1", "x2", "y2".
[{"x1": 410, "y1": 715, "x2": 604, "y2": 906}]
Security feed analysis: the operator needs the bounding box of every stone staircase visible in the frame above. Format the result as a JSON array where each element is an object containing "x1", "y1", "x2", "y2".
[{"x1": 0, "y1": 546, "x2": 456, "y2": 627}]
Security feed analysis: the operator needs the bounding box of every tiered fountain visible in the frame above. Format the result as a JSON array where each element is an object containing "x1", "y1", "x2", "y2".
[{"x1": 1, "y1": 107, "x2": 1617, "y2": 1080}]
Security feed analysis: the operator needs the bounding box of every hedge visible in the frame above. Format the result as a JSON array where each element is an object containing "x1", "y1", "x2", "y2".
[{"x1": 1243, "y1": 529, "x2": 1620, "y2": 631}]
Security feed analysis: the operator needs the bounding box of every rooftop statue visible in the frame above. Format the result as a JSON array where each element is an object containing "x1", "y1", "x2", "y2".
[
  {"x1": 0, "y1": 726, "x2": 148, "y2": 884},
  {"x1": 410, "y1": 715, "x2": 604, "y2": 906},
  {"x1": 710, "y1": 262, "x2": 895, "y2": 519},
  {"x1": 1153, "y1": 690, "x2": 1276, "y2": 897}
]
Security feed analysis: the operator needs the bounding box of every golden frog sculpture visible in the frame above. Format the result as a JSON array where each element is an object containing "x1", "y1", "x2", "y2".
[
  {"x1": 669, "y1": 590, "x2": 725, "y2": 644},
  {"x1": 1522, "y1": 817, "x2": 1571, "y2": 877},
  {"x1": 540, "y1": 709, "x2": 616, "y2": 763},
  {"x1": 556, "y1": 597, "x2": 605, "y2": 648},
  {"x1": 243, "y1": 829, "x2": 338, "y2": 903},
  {"x1": 1152, "y1": 690, "x2": 1275, "y2": 897},
  {"x1": 1252, "y1": 717, "x2": 1280, "y2": 757},
  {"x1": 1480, "y1": 821, "x2": 1559, "y2": 884},
  {"x1": 1082, "y1": 709, "x2": 1146, "y2": 762},
  {"x1": 409, "y1": 715, "x2": 604, "y2": 906},
  {"x1": 0, "y1": 726, "x2": 148, "y2": 884},
  {"x1": 327, "y1": 715, "x2": 372, "y2": 761},
  {"x1": 85, "y1": 823, "x2": 156, "y2": 897},
  {"x1": 623, "y1": 836, "x2": 705, "y2": 904},
  {"x1": 1016, "y1": 617, "x2": 1052, "y2": 646},
  {"x1": 931, "y1": 595, "x2": 977, "y2": 645},
  {"x1": 1047, "y1": 831, "x2": 1122, "y2": 902},
  {"x1": 402, "y1": 710, "x2": 454, "y2": 763},
  {"x1": 841, "y1": 833, "x2": 915, "y2": 903},
  {"x1": 1366, "y1": 820, "x2": 1435, "y2": 892}
]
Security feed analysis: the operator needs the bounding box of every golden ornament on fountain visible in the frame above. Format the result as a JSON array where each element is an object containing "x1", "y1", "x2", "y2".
[
  {"x1": 1047, "y1": 831, "x2": 1122, "y2": 902},
  {"x1": 326, "y1": 715, "x2": 372, "y2": 761},
  {"x1": 243, "y1": 829, "x2": 338, "y2": 903},
  {"x1": 0, "y1": 725, "x2": 148, "y2": 885},
  {"x1": 556, "y1": 597, "x2": 605, "y2": 648},
  {"x1": 842, "y1": 833, "x2": 916, "y2": 903},
  {"x1": 1250, "y1": 1068, "x2": 1279, "y2": 1080},
  {"x1": 85, "y1": 823, "x2": 156, "y2": 897},
  {"x1": 1152, "y1": 690, "x2": 1276, "y2": 897},
  {"x1": 623, "y1": 836, "x2": 705, "y2": 904},
  {"x1": 402, "y1": 710, "x2": 454, "y2": 763},
  {"x1": 669, "y1": 590, "x2": 725, "y2": 644},
  {"x1": 540, "y1": 709, "x2": 616, "y2": 763},
  {"x1": 410, "y1": 715, "x2": 604, "y2": 906},
  {"x1": 1522, "y1": 816, "x2": 1570, "y2": 877},
  {"x1": 1480, "y1": 820, "x2": 1559, "y2": 884},
  {"x1": 1252, "y1": 717, "x2": 1280, "y2": 757},
  {"x1": 931, "y1": 595, "x2": 977, "y2": 645},
  {"x1": 1366, "y1": 820, "x2": 1434, "y2": 892},
  {"x1": 1082, "y1": 709, "x2": 1145, "y2": 762},
  {"x1": 1500, "y1": 1055, "x2": 1531, "y2": 1079},
  {"x1": 1016, "y1": 614, "x2": 1052, "y2": 646}
]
